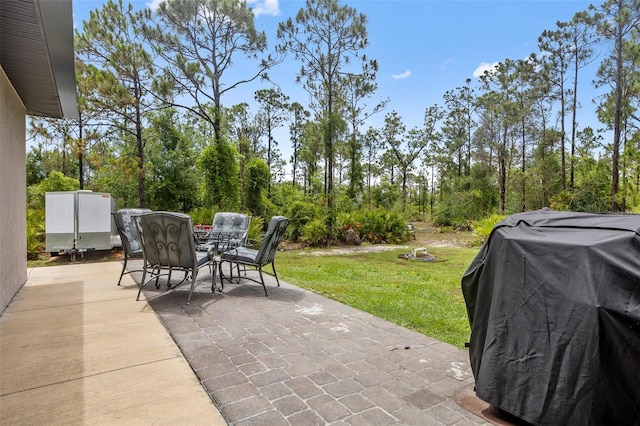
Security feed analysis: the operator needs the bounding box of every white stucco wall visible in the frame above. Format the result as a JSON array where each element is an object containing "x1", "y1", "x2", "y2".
[{"x1": 0, "y1": 67, "x2": 28, "y2": 313}]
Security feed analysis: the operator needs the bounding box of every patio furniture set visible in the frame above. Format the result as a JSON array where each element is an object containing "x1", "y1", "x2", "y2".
[{"x1": 112, "y1": 209, "x2": 289, "y2": 304}]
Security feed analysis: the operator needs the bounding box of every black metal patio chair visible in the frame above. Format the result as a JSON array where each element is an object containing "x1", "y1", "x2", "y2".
[
  {"x1": 197, "y1": 212, "x2": 252, "y2": 286},
  {"x1": 134, "y1": 211, "x2": 214, "y2": 304},
  {"x1": 218, "y1": 216, "x2": 289, "y2": 296},
  {"x1": 112, "y1": 208, "x2": 151, "y2": 286},
  {"x1": 209, "y1": 212, "x2": 251, "y2": 248},
  {"x1": 198, "y1": 212, "x2": 252, "y2": 256}
]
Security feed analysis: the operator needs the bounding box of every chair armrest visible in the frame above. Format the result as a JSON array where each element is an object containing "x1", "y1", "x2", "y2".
[
  {"x1": 243, "y1": 239, "x2": 258, "y2": 249},
  {"x1": 196, "y1": 241, "x2": 215, "y2": 252},
  {"x1": 218, "y1": 237, "x2": 254, "y2": 252}
]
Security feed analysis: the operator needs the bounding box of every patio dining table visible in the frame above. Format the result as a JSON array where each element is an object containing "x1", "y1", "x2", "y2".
[{"x1": 197, "y1": 232, "x2": 249, "y2": 291}]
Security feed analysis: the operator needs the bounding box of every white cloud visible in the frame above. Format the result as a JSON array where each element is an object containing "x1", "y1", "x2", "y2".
[
  {"x1": 441, "y1": 58, "x2": 454, "y2": 70},
  {"x1": 145, "y1": 0, "x2": 279, "y2": 17},
  {"x1": 392, "y1": 70, "x2": 412, "y2": 80},
  {"x1": 146, "y1": 0, "x2": 164, "y2": 12},
  {"x1": 248, "y1": 0, "x2": 280, "y2": 17},
  {"x1": 473, "y1": 62, "x2": 499, "y2": 78}
]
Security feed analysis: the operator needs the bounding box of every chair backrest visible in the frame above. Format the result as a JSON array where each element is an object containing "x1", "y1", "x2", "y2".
[
  {"x1": 254, "y1": 216, "x2": 289, "y2": 265},
  {"x1": 211, "y1": 212, "x2": 251, "y2": 246},
  {"x1": 113, "y1": 208, "x2": 151, "y2": 256},
  {"x1": 136, "y1": 211, "x2": 197, "y2": 270}
]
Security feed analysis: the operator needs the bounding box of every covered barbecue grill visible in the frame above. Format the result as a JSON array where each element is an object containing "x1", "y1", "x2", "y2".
[{"x1": 461, "y1": 209, "x2": 640, "y2": 425}]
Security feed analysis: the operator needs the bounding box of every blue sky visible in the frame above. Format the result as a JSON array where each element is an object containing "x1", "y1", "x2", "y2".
[{"x1": 73, "y1": 0, "x2": 601, "y2": 155}]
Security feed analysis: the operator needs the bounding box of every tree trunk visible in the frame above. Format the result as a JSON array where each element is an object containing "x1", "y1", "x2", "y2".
[
  {"x1": 610, "y1": 25, "x2": 624, "y2": 212},
  {"x1": 521, "y1": 119, "x2": 526, "y2": 212},
  {"x1": 78, "y1": 119, "x2": 84, "y2": 190},
  {"x1": 570, "y1": 50, "x2": 579, "y2": 190},
  {"x1": 136, "y1": 102, "x2": 145, "y2": 208},
  {"x1": 499, "y1": 127, "x2": 508, "y2": 214}
]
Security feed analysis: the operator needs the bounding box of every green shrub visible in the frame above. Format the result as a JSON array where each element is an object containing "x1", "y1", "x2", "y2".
[
  {"x1": 189, "y1": 207, "x2": 214, "y2": 226},
  {"x1": 244, "y1": 158, "x2": 270, "y2": 217},
  {"x1": 382, "y1": 211, "x2": 411, "y2": 244},
  {"x1": 27, "y1": 209, "x2": 45, "y2": 260},
  {"x1": 402, "y1": 204, "x2": 424, "y2": 222},
  {"x1": 197, "y1": 139, "x2": 240, "y2": 210},
  {"x1": 357, "y1": 210, "x2": 409, "y2": 244},
  {"x1": 27, "y1": 171, "x2": 79, "y2": 210},
  {"x1": 261, "y1": 198, "x2": 280, "y2": 223},
  {"x1": 248, "y1": 216, "x2": 265, "y2": 246},
  {"x1": 431, "y1": 202, "x2": 453, "y2": 227},
  {"x1": 300, "y1": 218, "x2": 331, "y2": 247},
  {"x1": 287, "y1": 201, "x2": 319, "y2": 241},
  {"x1": 371, "y1": 180, "x2": 401, "y2": 209},
  {"x1": 471, "y1": 213, "x2": 506, "y2": 246},
  {"x1": 357, "y1": 210, "x2": 383, "y2": 243},
  {"x1": 334, "y1": 212, "x2": 361, "y2": 242}
]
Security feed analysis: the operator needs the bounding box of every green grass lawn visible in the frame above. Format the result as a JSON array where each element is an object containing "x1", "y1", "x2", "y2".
[{"x1": 276, "y1": 245, "x2": 480, "y2": 349}]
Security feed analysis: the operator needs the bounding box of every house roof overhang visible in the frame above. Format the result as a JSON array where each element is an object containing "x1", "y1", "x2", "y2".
[{"x1": 1, "y1": 0, "x2": 78, "y2": 119}]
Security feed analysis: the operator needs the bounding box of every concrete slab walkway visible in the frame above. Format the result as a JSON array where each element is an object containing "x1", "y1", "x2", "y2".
[{"x1": 0, "y1": 262, "x2": 226, "y2": 425}]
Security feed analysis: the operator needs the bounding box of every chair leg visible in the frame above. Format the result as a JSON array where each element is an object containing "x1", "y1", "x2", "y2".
[
  {"x1": 272, "y1": 262, "x2": 281, "y2": 287},
  {"x1": 136, "y1": 266, "x2": 147, "y2": 301},
  {"x1": 187, "y1": 270, "x2": 197, "y2": 305},
  {"x1": 232, "y1": 262, "x2": 246, "y2": 277},
  {"x1": 218, "y1": 261, "x2": 225, "y2": 291},
  {"x1": 117, "y1": 257, "x2": 128, "y2": 286},
  {"x1": 166, "y1": 269, "x2": 174, "y2": 289},
  {"x1": 230, "y1": 262, "x2": 244, "y2": 282},
  {"x1": 138, "y1": 266, "x2": 163, "y2": 301},
  {"x1": 211, "y1": 261, "x2": 218, "y2": 293},
  {"x1": 154, "y1": 267, "x2": 161, "y2": 288},
  {"x1": 258, "y1": 267, "x2": 268, "y2": 296}
]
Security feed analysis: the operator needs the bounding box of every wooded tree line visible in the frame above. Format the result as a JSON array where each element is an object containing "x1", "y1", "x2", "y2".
[{"x1": 27, "y1": 0, "x2": 640, "y2": 233}]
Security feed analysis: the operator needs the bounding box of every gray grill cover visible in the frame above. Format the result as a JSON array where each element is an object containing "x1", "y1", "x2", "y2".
[{"x1": 461, "y1": 209, "x2": 640, "y2": 425}]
